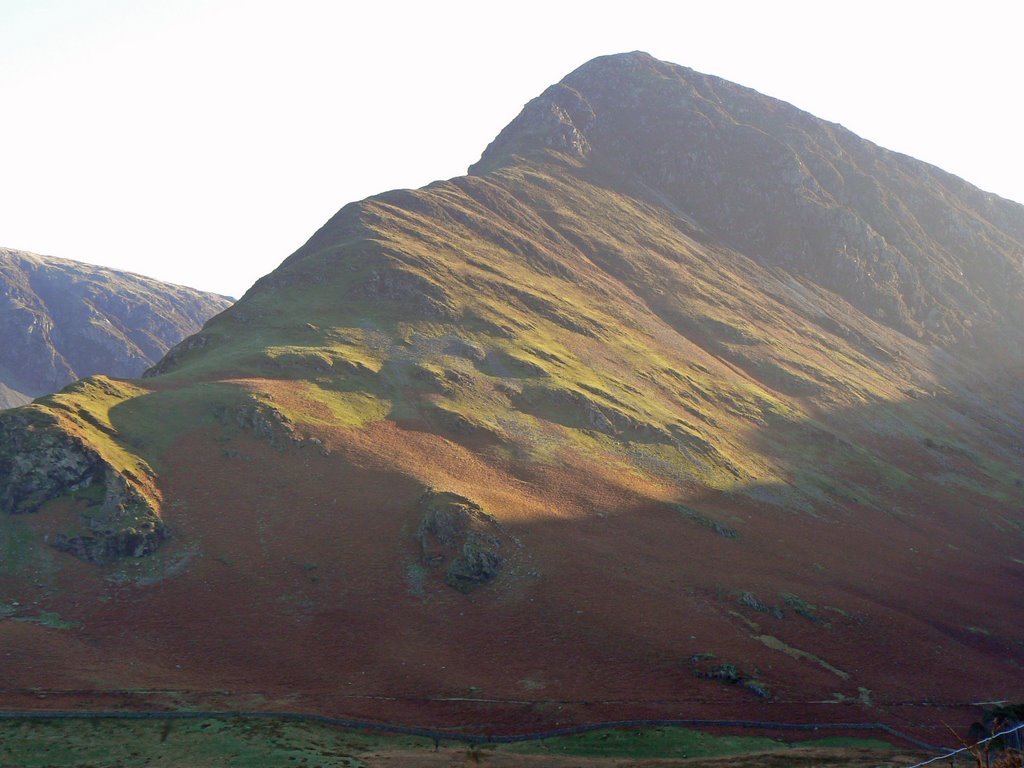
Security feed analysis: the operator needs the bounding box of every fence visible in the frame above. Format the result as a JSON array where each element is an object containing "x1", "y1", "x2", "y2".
[{"x1": 905, "y1": 721, "x2": 1024, "y2": 768}]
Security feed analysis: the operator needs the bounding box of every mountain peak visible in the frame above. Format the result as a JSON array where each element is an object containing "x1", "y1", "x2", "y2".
[
  {"x1": 570, "y1": 49, "x2": 666, "y2": 74},
  {"x1": 470, "y1": 51, "x2": 707, "y2": 172},
  {"x1": 473, "y1": 52, "x2": 1024, "y2": 353}
]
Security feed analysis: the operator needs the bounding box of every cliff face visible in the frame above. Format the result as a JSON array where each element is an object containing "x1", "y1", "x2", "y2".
[
  {"x1": 0, "y1": 248, "x2": 232, "y2": 401},
  {"x1": 0, "y1": 53, "x2": 1021, "y2": 729}
]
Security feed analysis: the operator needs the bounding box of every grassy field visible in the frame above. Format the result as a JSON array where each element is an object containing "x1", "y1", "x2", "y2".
[
  {"x1": 0, "y1": 717, "x2": 425, "y2": 768},
  {"x1": 499, "y1": 726, "x2": 893, "y2": 758},
  {"x1": 0, "y1": 716, "x2": 905, "y2": 768}
]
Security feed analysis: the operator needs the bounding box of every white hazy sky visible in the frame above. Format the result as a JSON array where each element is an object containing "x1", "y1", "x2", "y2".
[{"x1": 2, "y1": 0, "x2": 1022, "y2": 298}]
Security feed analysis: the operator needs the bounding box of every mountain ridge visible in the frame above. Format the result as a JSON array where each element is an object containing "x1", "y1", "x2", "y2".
[{"x1": 473, "y1": 51, "x2": 1024, "y2": 356}]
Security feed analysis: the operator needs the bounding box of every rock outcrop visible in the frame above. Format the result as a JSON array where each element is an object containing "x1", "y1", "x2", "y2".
[
  {"x1": 416, "y1": 491, "x2": 505, "y2": 593},
  {"x1": 0, "y1": 399, "x2": 165, "y2": 564},
  {"x1": 50, "y1": 467, "x2": 167, "y2": 563},
  {"x1": 0, "y1": 408, "x2": 105, "y2": 515}
]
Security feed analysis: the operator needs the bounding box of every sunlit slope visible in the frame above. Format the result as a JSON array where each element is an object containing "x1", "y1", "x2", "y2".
[
  {"x1": 476, "y1": 52, "x2": 1024, "y2": 356},
  {"x1": 0, "y1": 51, "x2": 1021, "y2": 728},
  {"x1": 150, "y1": 156, "x2": 1023, "y2": 507}
]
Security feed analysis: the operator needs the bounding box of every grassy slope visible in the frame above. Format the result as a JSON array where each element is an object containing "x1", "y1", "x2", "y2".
[
  {"x1": 0, "y1": 154, "x2": 1020, "y2": 727},
  {"x1": 130, "y1": 156, "x2": 1023, "y2": 511}
]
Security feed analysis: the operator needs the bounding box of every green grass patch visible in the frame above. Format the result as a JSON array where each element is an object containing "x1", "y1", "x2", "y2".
[
  {"x1": 35, "y1": 377, "x2": 153, "y2": 480},
  {"x1": 0, "y1": 514, "x2": 57, "y2": 580},
  {"x1": 0, "y1": 717, "x2": 433, "y2": 768},
  {"x1": 499, "y1": 726, "x2": 783, "y2": 758},
  {"x1": 108, "y1": 382, "x2": 248, "y2": 466},
  {"x1": 12, "y1": 611, "x2": 79, "y2": 630},
  {"x1": 498, "y1": 725, "x2": 893, "y2": 758},
  {"x1": 296, "y1": 384, "x2": 390, "y2": 429},
  {"x1": 799, "y1": 736, "x2": 894, "y2": 749},
  {"x1": 931, "y1": 471, "x2": 1011, "y2": 502}
]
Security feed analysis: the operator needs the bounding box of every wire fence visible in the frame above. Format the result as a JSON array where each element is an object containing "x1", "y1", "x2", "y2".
[{"x1": 905, "y1": 721, "x2": 1024, "y2": 768}]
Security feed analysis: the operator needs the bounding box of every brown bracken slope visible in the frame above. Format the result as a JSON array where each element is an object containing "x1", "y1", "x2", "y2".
[{"x1": 0, "y1": 52, "x2": 1021, "y2": 739}]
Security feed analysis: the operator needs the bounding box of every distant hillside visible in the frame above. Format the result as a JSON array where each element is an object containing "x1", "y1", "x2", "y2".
[
  {"x1": 0, "y1": 248, "x2": 232, "y2": 404},
  {"x1": 0, "y1": 382, "x2": 28, "y2": 410}
]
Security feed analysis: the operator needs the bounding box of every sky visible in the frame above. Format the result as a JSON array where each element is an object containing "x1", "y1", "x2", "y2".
[{"x1": 2, "y1": 0, "x2": 1022, "y2": 298}]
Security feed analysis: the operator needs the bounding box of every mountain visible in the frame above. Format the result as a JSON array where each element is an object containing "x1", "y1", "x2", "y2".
[
  {"x1": 0, "y1": 382, "x2": 28, "y2": 411},
  {"x1": 0, "y1": 52, "x2": 1021, "y2": 736},
  {"x1": 0, "y1": 248, "x2": 232, "y2": 407}
]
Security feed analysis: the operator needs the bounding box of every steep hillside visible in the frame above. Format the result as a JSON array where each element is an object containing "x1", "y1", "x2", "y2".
[
  {"x1": 0, "y1": 53, "x2": 1020, "y2": 737},
  {"x1": 0, "y1": 248, "x2": 232, "y2": 403},
  {"x1": 0, "y1": 382, "x2": 29, "y2": 410},
  {"x1": 474, "y1": 53, "x2": 1024, "y2": 357}
]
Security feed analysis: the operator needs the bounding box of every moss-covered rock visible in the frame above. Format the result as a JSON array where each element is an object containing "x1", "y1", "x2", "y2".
[
  {"x1": 0, "y1": 407, "x2": 166, "y2": 564},
  {"x1": 416, "y1": 490, "x2": 505, "y2": 593},
  {"x1": 0, "y1": 408, "x2": 104, "y2": 515},
  {"x1": 445, "y1": 533, "x2": 504, "y2": 593},
  {"x1": 51, "y1": 469, "x2": 167, "y2": 563}
]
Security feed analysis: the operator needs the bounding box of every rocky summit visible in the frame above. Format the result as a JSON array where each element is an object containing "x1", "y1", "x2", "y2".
[
  {"x1": 0, "y1": 248, "x2": 232, "y2": 408},
  {"x1": 0, "y1": 52, "x2": 1021, "y2": 736}
]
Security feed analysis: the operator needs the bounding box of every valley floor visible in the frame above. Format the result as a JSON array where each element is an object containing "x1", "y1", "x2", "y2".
[{"x1": 0, "y1": 716, "x2": 924, "y2": 768}]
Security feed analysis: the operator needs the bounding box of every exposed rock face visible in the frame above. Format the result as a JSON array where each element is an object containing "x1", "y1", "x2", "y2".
[
  {"x1": 482, "y1": 82, "x2": 596, "y2": 160},
  {"x1": 361, "y1": 263, "x2": 460, "y2": 321},
  {"x1": 0, "y1": 408, "x2": 104, "y2": 515},
  {"x1": 51, "y1": 468, "x2": 167, "y2": 563},
  {"x1": 416, "y1": 491, "x2": 505, "y2": 593},
  {"x1": 0, "y1": 402, "x2": 165, "y2": 564},
  {"x1": 0, "y1": 248, "x2": 232, "y2": 401},
  {"x1": 52, "y1": 526, "x2": 165, "y2": 562},
  {"x1": 232, "y1": 397, "x2": 300, "y2": 446}
]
